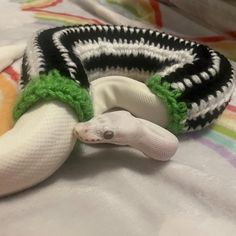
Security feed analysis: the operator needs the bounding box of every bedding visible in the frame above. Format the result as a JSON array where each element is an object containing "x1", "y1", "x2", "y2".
[{"x1": 0, "y1": 0, "x2": 236, "y2": 235}]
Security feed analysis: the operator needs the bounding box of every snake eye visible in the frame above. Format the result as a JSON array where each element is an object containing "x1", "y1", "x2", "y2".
[{"x1": 103, "y1": 130, "x2": 114, "y2": 139}]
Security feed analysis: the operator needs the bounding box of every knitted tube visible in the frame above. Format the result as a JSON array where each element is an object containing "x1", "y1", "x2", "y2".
[
  {"x1": 20, "y1": 25, "x2": 234, "y2": 132},
  {"x1": 146, "y1": 75, "x2": 187, "y2": 134},
  {"x1": 13, "y1": 70, "x2": 93, "y2": 122}
]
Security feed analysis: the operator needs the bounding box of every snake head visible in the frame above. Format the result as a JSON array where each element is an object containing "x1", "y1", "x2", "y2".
[{"x1": 74, "y1": 111, "x2": 140, "y2": 145}]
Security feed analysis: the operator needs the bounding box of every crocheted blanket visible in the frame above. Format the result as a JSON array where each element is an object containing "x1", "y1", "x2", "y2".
[{"x1": 1, "y1": 0, "x2": 236, "y2": 235}]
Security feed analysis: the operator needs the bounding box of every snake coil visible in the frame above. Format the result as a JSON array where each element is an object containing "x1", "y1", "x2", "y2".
[{"x1": 0, "y1": 25, "x2": 234, "y2": 196}]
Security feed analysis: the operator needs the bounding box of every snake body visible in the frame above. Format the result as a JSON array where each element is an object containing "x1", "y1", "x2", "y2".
[{"x1": 0, "y1": 25, "x2": 234, "y2": 196}]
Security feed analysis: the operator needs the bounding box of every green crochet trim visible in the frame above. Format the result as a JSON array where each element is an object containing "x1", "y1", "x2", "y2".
[
  {"x1": 13, "y1": 70, "x2": 93, "y2": 122},
  {"x1": 146, "y1": 75, "x2": 187, "y2": 134}
]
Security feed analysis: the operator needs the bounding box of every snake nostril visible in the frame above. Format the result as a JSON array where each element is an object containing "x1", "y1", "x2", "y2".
[{"x1": 103, "y1": 130, "x2": 114, "y2": 139}]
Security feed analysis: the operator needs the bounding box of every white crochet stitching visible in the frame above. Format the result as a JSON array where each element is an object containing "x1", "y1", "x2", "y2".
[{"x1": 26, "y1": 29, "x2": 46, "y2": 76}]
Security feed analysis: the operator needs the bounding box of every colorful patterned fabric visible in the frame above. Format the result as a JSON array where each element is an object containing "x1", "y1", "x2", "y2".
[{"x1": 0, "y1": 1, "x2": 236, "y2": 234}]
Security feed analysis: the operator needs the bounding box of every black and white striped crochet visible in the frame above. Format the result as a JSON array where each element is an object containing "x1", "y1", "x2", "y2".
[{"x1": 15, "y1": 25, "x2": 235, "y2": 134}]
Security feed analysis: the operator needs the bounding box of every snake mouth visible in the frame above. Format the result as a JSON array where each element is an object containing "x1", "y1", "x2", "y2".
[{"x1": 74, "y1": 125, "x2": 102, "y2": 143}]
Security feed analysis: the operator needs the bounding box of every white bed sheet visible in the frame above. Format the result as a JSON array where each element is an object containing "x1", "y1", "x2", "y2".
[{"x1": 1, "y1": 1, "x2": 236, "y2": 235}]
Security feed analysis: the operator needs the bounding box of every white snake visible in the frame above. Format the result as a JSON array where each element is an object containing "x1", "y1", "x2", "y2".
[
  {"x1": 0, "y1": 23, "x2": 234, "y2": 196},
  {"x1": 0, "y1": 73, "x2": 175, "y2": 197}
]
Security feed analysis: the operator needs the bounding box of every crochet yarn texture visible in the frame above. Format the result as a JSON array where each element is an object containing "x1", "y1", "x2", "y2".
[
  {"x1": 13, "y1": 70, "x2": 93, "y2": 121},
  {"x1": 15, "y1": 25, "x2": 235, "y2": 133}
]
